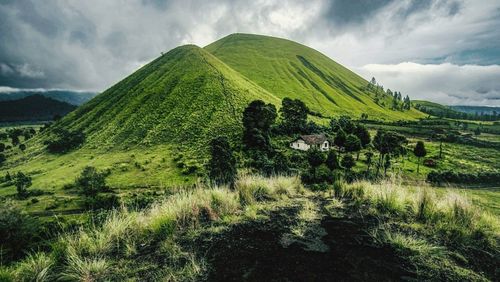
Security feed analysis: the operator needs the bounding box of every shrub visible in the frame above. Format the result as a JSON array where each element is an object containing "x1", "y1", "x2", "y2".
[
  {"x1": 14, "y1": 172, "x2": 32, "y2": 199},
  {"x1": 15, "y1": 253, "x2": 53, "y2": 282},
  {"x1": 0, "y1": 153, "x2": 5, "y2": 165},
  {"x1": 0, "y1": 201, "x2": 40, "y2": 261},
  {"x1": 44, "y1": 129, "x2": 85, "y2": 153}
]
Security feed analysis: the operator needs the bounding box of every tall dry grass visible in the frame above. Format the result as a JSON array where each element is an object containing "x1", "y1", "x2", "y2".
[{"x1": 11, "y1": 174, "x2": 303, "y2": 281}]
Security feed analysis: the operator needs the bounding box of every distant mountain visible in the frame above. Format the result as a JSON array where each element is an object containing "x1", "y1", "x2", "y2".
[
  {"x1": 450, "y1": 105, "x2": 500, "y2": 116},
  {"x1": 0, "y1": 94, "x2": 76, "y2": 122},
  {"x1": 0, "y1": 89, "x2": 97, "y2": 105},
  {"x1": 413, "y1": 100, "x2": 499, "y2": 121}
]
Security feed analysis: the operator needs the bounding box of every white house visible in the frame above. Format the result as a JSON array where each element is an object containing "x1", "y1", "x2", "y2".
[{"x1": 290, "y1": 134, "x2": 330, "y2": 151}]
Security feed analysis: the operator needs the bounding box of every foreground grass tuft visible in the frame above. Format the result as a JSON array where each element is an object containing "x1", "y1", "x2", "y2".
[
  {"x1": 9, "y1": 174, "x2": 302, "y2": 280},
  {"x1": 337, "y1": 180, "x2": 499, "y2": 280}
]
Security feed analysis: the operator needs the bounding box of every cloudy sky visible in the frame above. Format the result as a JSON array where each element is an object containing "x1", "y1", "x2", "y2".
[{"x1": 1, "y1": 0, "x2": 499, "y2": 106}]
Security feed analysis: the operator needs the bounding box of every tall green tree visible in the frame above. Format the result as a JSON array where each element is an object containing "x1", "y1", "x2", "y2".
[
  {"x1": 280, "y1": 97, "x2": 308, "y2": 133},
  {"x1": 14, "y1": 172, "x2": 32, "y2": 199},
  {"x1": 307, "y1": 148, "x2": 326, "y2": 176},
  {"x1": 341, "y1": 154, "x2": 356, "y2": 171},
  {"x1": 208, "y1": 136, "x2": 237, "y2": 187},
  {"x1": 345, "y1": 134, "x2": 362, "y2": 160},
  {"x1": 0, "y1": 153, "x2": 5, "y2": 166},
  {"x1": 354, "y1": 125, "x2": 371, "y2": 149},
  {"x1": 334, "y1": 129, "x2": 347, "y2": 152},
  {"x1": 242, "y1": 100, "x2": 277, "y2": 152},
  {"x1": 413, "y1": 141, "x2": 427, "y2": 174},
  {"x1": 384, "y1": 155, "x2": 391, "y2": 176},
  {"x1": 76, "y1": 166, "x2": 107, "y2": 197},
  {"x1": 365, "y1": 151, "x2": 374, "y2": 175},
  {"x1": 373, "y1": 130, "x2": 407, "y2": 176},
  {"x1": 325, "y1": 150, "x2": 340, "y2": 171}
]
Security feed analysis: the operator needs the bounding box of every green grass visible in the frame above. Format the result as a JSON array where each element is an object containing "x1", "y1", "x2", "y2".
[
  {"x1": 206, "y1": 33, "x2": 425, "y2": 121},
  {"x1": 1, "y1": 174, "x2": 303, "y2": 281},
  {"x1": 334, "y1": 180, "x2": 499, "y2": 280},
  {"x1": 0, "y1": 145, "x2": 194, "y2": 214}
]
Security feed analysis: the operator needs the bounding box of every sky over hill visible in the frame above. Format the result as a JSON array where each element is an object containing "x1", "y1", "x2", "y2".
[{"x1": 0, "y1": 0, "x2": 499, "y2": 106}]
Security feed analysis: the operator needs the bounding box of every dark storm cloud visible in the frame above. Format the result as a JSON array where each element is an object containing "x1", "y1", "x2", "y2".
[
  {"x1": 325, "y1": 0, "x2": 394, "y2": 27},
  {"x1": 0, "y1": 0, "x2": 499, "y2": 105}
]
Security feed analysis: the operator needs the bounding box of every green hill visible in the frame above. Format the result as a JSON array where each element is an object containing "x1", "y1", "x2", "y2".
[
  {"x1": 205, "y1": 33, "x2": 424, "y2": 120},
  {"x1": 55, "y1": 44, "x2": 279, "y2": 150},
  {"x1": 52, "y1": 34, "x2": 424, "y2": 149}
]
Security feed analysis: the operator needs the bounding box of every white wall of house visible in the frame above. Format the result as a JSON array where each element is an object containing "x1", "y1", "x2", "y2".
[
  {"x1": 321, "y1": 141, "x2": 329, "y2": 151},
  {"x1": 290, "y1": 140, "x2": 330, "y2": 151},
  {"x1": 290, "y1": 139, "x2": 310, "y2": 151}
]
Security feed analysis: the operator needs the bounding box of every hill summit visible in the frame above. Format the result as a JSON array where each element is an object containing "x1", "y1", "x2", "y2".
[
  {"x1": 57, "y1": 44, "x2": 279, "y2": 149},
  {"x1": 55, "y1": 33, "x2": 423, "y2": 149}
]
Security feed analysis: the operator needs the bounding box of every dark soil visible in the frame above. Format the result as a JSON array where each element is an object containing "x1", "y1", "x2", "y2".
[{"x1": 198, "y1": 204, "x2": 416, "y2": 282}]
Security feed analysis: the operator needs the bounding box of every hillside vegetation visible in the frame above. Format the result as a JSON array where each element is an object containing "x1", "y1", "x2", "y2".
[
  {"x1": 206, "y1": 33, "x2": 424, "y2": 120},
  {"x1": 55, "y1": 45, "x2": 279, "y2": 149},
  {"x1": 1, "y1": 176, "x2": 497, "y2": 281}
]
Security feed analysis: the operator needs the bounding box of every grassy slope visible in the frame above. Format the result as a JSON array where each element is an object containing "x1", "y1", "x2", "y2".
[
  {"x1": 57, "y1": 44, "x2": 279, "y2": 149},
  {"x1": 205, "y1": 33, "x2": 425, "y2": 121},
  {"x1": 0, "y1": 45, "x2": 282, "y2": 209},
  {"x1": 412, "y1": 100, "x2": 464, "y2": 118},
  {"x1": 3, "y1": 176, "x2": 498, "y2": 281}
]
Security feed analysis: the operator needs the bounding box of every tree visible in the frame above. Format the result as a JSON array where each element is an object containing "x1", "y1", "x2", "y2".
[
  {"x1": 0, "y1": 142, "x2": 5, "y2": 152},
  {"x1": 307, "y1": 148, "x2": 326, "y2": 176},
  {"x1": 341, "y1": 154, "x2": 356, "y2": 171},
  {"x1": 76, "y1": 166, "x2": 107, "y2": 197},
  {"x1": 384, "y1": 155, "x2": 391, "y2": 176},
  {"x1": 373, "y1": 130, "x2": 407, "y2": 176},
  {"x1": 345, "y1": 134, "x2": 362, "y2": 160},
  {"x1": 325, "y1": 150, "x2": 340, "y2": 170},
  {"x1": 0, "y1": 200, "x2": 40, "y2": 261},
  {"x1": 242, "y1": 100, "x2": 277, "y2": 152},
  {"x1": 45, "y1": 129, "x2": 85, "y2": 153},
  {"x1": 413, "y1": 141, "x2": 427, "y2": 174},
  {"x1": 14, "y1": 172, "x2": 32, "y2": 198},
  {"x1": 365, "y1": 151, "x2": 374, "y2": 175},
  {"x1": 474, "y1": 127, "x2": 481, "y2": 136},
  {"x1": 11, "y1": 135, "x2": 19, "y2": 146},
  {"x1": 208, "y1": 136, "x2": 237, "y2": 187},
  {"x1": 354, "y1": 125, "x2": 371, "y2": 149},
  {"x1": 280, "y1": 97, "x2": 308, "y2": 133},
  {"x1": 19, "y1": 143, "x2": 26, "y2": 152},
  {"x1": 334, "y1": 129, "x2": 346, "y2": 152},
  {"x1": 0, "y1": 153, "x2": 6, "y2": 165}
]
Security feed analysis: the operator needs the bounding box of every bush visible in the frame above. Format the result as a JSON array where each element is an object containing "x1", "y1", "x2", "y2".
[
  {"x1": 44, "y1": 129, "x2": 85, "y2": 153},
  {"x1": 427, "y1": 171, "x2": 500, "y2": 184},
  {"x1": 0, "y1": 201, "x2": 40, "y2": 261}
]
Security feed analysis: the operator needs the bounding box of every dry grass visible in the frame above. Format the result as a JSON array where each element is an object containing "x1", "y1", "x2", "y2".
[{"x1": 12, "y1": 174, "x2": 302, "y2": 281}]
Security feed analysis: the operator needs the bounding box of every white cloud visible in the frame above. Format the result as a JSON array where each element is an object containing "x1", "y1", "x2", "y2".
[
  {"x1": 358, "y1": 62, "x2": 500, "y2": 106},
  {"x1": 0, "y1": 0, "x2": 499, "y2": 106}
]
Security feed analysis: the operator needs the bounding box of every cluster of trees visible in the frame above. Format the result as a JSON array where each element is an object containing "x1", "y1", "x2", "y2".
[
  {"x1": 207, "y1": 98, "x2": 433, "y2": 187},
  {"x1": 0, "y1": 127, "x2": 36, "y2": 161},
  {"x1": 207, "y1": 98, "x2": 311, "y2": 186},
  {"x1": 367, "y1": 77, "x2": 411, "y2": 111},
  {"x1": 427, "y1": 171, "x2": 500, "y2": 185},
  {"x1": 415, "y1": 104, "x2": 499, "y2": 121},
  {"x1": 44, "y1": 128, "x2": 85, "y2": 153}
]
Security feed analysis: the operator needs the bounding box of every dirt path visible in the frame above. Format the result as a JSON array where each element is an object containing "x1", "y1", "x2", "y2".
[{"x1": 199, "y1": 197, "x2": 414, "y2": 281}]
